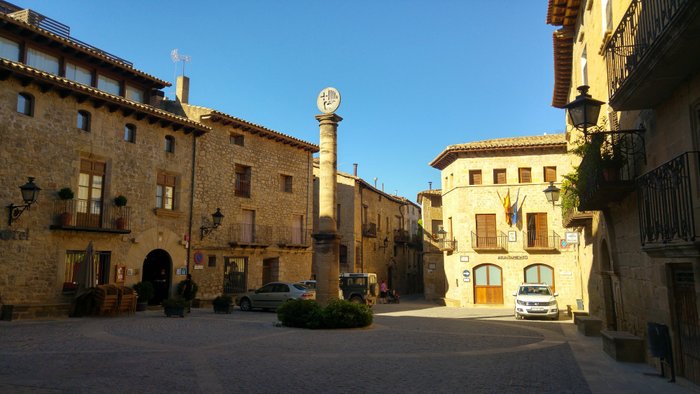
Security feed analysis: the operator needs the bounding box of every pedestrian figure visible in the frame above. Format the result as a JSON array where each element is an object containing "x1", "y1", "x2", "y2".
[
  {"x1": 380, "y1": 279, "x2": 388, "y2": 304},
  {"x1": 182, "y1": 274, "x2": 194, "y2": 312}
]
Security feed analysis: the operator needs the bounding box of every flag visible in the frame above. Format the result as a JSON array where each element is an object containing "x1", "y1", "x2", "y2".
[
  {"x1": 503, "y1": 189, "x2": 511, "y2": 226},
  {"x1": 511, "y1": 189, "x2": 520, "y2": 225}
]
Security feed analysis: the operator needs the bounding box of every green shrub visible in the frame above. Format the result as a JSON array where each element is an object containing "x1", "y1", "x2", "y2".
[
  {"x1": 212, "y1": 294, "x2": 233, "y2": 307},
  {"x1": 133, "y1": 281, "x2": 154, "y2": 303},
  {"x1": 277, "y1": 299, "x2": 322, "y2": 328},
  {"x1": 321, "y1": 299, "x2": 373, "y2": 328},
  {"x1": 277, "y1": 299, "x2": 372, "y2": 329},
  {"x1": 176, "y1": 279, "x2": 198, "y2": 301},
  {"x1": 162, "y1": 297, "x2": 187, "y2": 308}
]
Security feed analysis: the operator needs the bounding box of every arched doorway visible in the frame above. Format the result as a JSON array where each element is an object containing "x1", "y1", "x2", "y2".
[
  {"x1": 600, "y1": 239, "x2": 618, "y2": 330},
  {"x1": 142, "y1": 249, "x2": 172, "y2": 305},
  {"x1": 474, "y1": 264, "x2": 503, "y2": 304},
  {"x1": 524, "y1": 264, "x2": 555, "y2": 292}
]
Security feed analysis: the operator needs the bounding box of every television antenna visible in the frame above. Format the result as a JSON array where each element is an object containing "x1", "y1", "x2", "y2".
[{"x1": 170, "y1": 48, "x2": 191, "y2": 77}]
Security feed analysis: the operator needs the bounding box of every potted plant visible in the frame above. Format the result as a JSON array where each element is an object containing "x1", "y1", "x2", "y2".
[
  {"x1": 133, "y1": 281, "x2": 154, "y2": 311},
  {"x1": 162, "y1": 296, "x2": 187, "y2": 317},
  {"x1": 57, "y1": 187, "x2": 74, "y2": 226},
  {"x1": 212, "y1": 294, "x2": 234, "y2": 314},
  {"x1": 600, "y1": 143, "x2": 624, "y2": 182},
  {"x1": 113, "y1": 195, "x2": 128, "y2": 229}
]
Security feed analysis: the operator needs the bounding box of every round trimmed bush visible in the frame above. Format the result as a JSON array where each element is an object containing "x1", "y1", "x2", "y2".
[
  {"x1": 277, "y1": 299, "x2": 322, "y2": 328},
  {"x1": 321, "y1": 299, "x2": 373, "y2": 328}
]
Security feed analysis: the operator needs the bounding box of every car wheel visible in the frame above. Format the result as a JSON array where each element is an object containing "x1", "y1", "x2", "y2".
[
  {"x1": 514, "y1": 312, "x2": 520, "y2": 320},
  {"x1": 350, "y1": 296, "x2": 362, "y2": 304},
  {"x1": 239, "y1": 298, "x2": 252, "y2": 311}
]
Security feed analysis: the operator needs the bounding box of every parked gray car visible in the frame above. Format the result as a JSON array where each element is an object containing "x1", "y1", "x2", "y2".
[{"x1": 237, "y1": 282, "x2": 315, "y2": 311}]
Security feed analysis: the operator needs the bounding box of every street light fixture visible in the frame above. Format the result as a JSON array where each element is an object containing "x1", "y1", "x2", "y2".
[
  {"x1": 543, "y1": 181, "x2": 561, "y2": 207},
  {"x1": 7, "y1": 177, "x2": 41, "y2": 225},
  {"x1": 378, "y1": 237, "x2": 389, "y2": 250},
  {"x1": 200, "y1": 208, "x2": 224, "y2": 239},
  {"x1": 563, "y1": 85, "x2": 605, "y2": 136}
]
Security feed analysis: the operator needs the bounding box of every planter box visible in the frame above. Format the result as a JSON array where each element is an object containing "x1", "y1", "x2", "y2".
[
  {"x1": 213, "y1": 304, "x2": 234, "y2": 314},
  {"x1": 164, "y1": 306, "x2": 185, "y2": 317}
]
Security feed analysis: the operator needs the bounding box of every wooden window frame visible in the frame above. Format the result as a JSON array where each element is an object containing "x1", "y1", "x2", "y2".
[
  {"x1": 156, "y1": 172, "x2": 177, "y2": 210},
  {"x1": 17, "y1": 92, "x2": 33, "y2": 116},
  {"x1": 518, "y1": 167, "x2": 531, "y2": 183},
  {"x1": 235, "y1": 164, "x2": 252, "y2": 198},
  {"x1": 77, "y1": 110, "x2": 91, "y2": 132},
  {"x1": 544, "y1": 166, "x2": 557, "y2": 183},
  {"x1": 493, "y1": 169, "x2": 506, "y2": 185},
  {"x1": 469, "y1": 170, "x2": 482, "y2": 185}
]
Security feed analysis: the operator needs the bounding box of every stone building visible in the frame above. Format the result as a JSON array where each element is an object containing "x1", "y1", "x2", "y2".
[
  {"x1": 429, "y1": 134, "x2": 581, "y2": 309},
  {"x1": 170, "y1": 77, "x2": 319, "y2": 299},
  {"x1": 312, "y1": 163, "x2": 422, "y2": 295},
  {"x1": 417, "y1": 188, "x2": 446, "y2": 302},
  {"x1": 0, "y1": 3, "x2": 209, "y2": 318},
  {"x1": 547, "y1": 0, "x2": 700, "y2": 383}
]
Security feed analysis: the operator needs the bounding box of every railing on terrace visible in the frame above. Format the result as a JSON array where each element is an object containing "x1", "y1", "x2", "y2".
[
  {"x1": 605, "y1": 0, "x2": 689, "y2": 100},
  {"x1": 50, "y1": 199, "x2": 131, "y2": 232},
  {"x1": 394, "y1": 229, "x2": 410, "y2": 243},
  {"x1": 6, "y1": 8, "x2": 133, "y2": 66},
  {"x1": 471, "y1": 231, "x2": 508, "y2": 252},
  {"x1": 277, "y1": 227, "x2": 312, "y2": 247},
  {"x1": 523, "y1": 231, "x2": 561, "y2": 251},
  {"x1": 638, "y1": 151, "x2": 700, "y2": 246},
  {"x1": 228, "y1": 223, "x2": 272, "y2": 245}
]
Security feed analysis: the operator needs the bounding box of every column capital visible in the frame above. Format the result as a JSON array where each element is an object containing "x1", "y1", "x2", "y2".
[{"x1": 315, "y1": 113, "x2": 343, "y2": 124}]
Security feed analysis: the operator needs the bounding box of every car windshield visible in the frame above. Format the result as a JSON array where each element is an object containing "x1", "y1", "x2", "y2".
[{"x1": 519, "y1": 286, "x2": 551, "y2": 296}]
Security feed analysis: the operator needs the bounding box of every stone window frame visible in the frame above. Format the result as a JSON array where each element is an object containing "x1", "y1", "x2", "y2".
[
  {"x1": 280, "y1": 174, "x2": 293, "y2": 193},
  {"x1": 164, "y1": 135, "x2": 175, "y2": 153},
  {"x1": 493, "y1": 168, "x2": 507, "y2": 185},
  {"x1": 124, "y1": 124, "x2": 136, "y2": 143},
  {"x1": 518, "y1": 167, "x2": 531, "y2": 183},
  {"x1": 544, "y1": 166, "x2": 557, "y2": 183},
  {"x1": 235, "y1": 164, "x2": 252, "y2": 198},
  {"x1": 17, "y1": 92, "x2": 34, "y2": 116},
  {"x1": 77, "y1": 110, "x2": 91, "y2": 132}
]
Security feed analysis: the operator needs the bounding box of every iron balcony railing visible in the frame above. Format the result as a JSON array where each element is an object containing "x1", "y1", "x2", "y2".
[
  {"x1": 277, "y1": 227, "x2": 312, "y2": 247},
  {"x1": 50, "y1": 199, "x2": 131, "y2": 232},
  {"x1": 471, "y1": 231, "x2": 508, "y2": 252},
  {"x1": 438, "y1": 233, "x2": 457, "y2": 252},
  {"x1": 638, "y1": 151, "x2": 700, "y2": 246},
  {"x1": 228, "y1": 223, "x2": 272, "y2": 245},
  {"x1": 394, "y1": 229, "x2": 410, "y2": 243},
  {"x1": 577, "y1": 131, "x2": 646, "y2": 211},
  {"x1": 605, "y1": 0, "x2": 689, "y2": 102},
  {"x1": 523, "y1": 231, "x2": 561, "y2": 251},
  {"x1": 362, "y1": 222, "x2": 377, "y2": 238}
]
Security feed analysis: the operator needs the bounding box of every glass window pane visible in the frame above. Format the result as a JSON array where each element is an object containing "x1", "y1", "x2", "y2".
[
  {"x1": 156, "y1": 185, "x2": 163, "y2": 208},
  {"x1": 65, "y1": 62, "x2": 92, "y2": 85},
  {"x1": 475, "y1": 266, "x2": 487, "y2": 285},
  {"x1": 525, "y1": 266, "x2": 539, "y2": 283},
  {"x1": 26, "y1": 48, "x2": 59, "y2": 75},
  {"x1": 97, "y1": 75, "x2": 120, "y2": 95},
  {"x1": 0, "y1": 36, "x2": 20, "y2": 61},
  {"x1": 489, "y1": 266, "x2": 501, "y2": 285},
  {"x1": 539, "y1": 266, "x2": 553, "y2": 286},
  {"x1": 164, "y1": 185, "x2": 173, "y2": 210},
  {"x1": 17, "y1": 93, "x2": 31, "y2": 115},
  {"x1": 125, "y1": 85, "x2": 143, "y2": 103}
]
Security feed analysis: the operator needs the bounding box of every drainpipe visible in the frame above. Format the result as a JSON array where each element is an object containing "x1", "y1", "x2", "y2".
[
  {"x1": 359, "y1": 182, "x2": 364, "y2": 273},
  {"x1": 186, "y1": 131, "x2": 197, "y2": 273}
]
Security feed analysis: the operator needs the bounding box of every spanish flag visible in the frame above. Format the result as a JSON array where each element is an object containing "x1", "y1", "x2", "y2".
[{"x1": 503, "y1": 189, "x2": 511, "y2": 225}]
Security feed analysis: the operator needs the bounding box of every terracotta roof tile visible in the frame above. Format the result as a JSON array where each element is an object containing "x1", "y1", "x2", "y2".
[{"x1": 430, "y1": 133, "x2": 566, "y2": 170}]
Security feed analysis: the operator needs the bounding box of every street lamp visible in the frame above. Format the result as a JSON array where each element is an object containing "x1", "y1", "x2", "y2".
[
  {"x1": 378, "y1": 236, "x2": 389, "y2": 250},
  {"x1": 200, "y1": 208, "x2": 224, "y2": 239},
  {"x1": 563, "y1": 85, "x2": 605, "y2": 136},
  {"x1": 7, "y1": 177, "x2": 41, "y2": 225},
  {"x1": 543, "y1": 181, "x2": 561, "y2": 207}
]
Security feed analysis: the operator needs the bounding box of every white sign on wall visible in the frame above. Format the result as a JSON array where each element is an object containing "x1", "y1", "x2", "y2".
[{"x1": 565, "y1": 232, "x2": 579, "y2": 244}]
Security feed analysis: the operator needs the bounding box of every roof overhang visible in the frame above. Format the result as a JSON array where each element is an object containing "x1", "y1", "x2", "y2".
[{"x1": 430, "y1": 141, "x2": 567, "y2": 170}]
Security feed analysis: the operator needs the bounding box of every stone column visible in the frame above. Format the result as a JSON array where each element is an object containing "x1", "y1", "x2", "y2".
[{"x1": 313, "y1": 113, "x2": 342, "y2": 306}]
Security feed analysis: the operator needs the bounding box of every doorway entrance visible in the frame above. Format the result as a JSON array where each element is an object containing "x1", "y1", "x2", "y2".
[
  {"x1": 671, "y1": 264, "x2": 699, "y2": 385},
  {"x1": 474, "y1": 264, "x2": 503, "y2": 304},
  {"x1": 262, "y1": 258, "x2": 279, "y2": 284},
  {"x1": 142, "y1": 249, "x2": 172, "y2": 305}
]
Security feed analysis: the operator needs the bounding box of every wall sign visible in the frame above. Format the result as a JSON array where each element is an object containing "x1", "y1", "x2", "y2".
[
  {"x1": 508, "y1": 231, "x2": 517, "y2": 242},
  {"x1": 194, "y1": 251, "x2": 203, "y2": 265},
  {"x1": 459, "y1": 256, "x2": 469, "y2": 262},
  {"x1": 565, "y1": 232, "x2": 579, "y2": 244}
]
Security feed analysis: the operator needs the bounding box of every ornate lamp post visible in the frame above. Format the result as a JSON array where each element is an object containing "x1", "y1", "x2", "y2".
[{"x1": 7, "y1": 177, "x2": 41, "y2": 225}]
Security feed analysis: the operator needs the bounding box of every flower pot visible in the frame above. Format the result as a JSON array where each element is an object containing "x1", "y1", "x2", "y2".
[
  {"x1": 60, "y1": 212, "x2": 72, "y2": 226},
  {"x1": 115, "y1": 217, "x2": 127, "y2": 230}
]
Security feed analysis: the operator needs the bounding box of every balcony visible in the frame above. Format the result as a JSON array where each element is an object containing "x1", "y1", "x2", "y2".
[
  {"x1": 605, "y1": 0, "x2": 700, "y2": 110},
  {"x1": 362, "y1": 222, "x2": 377, "y2": 238},
  {"x1": 638, "y1": 151, "x2": 700, "y2": 254},
  {"x1": 276, "y1": 227, "x2": 312, "y2": 248},
  {"x1": 577, "y1": 132, "x2": 645, "y2": 211},
  {"x1": 49, "y1": 199, "x2": 131, "y2": 233},
  {"x1": 471, "y1": 231, "x2": 508, "y2": 253},
  {"x1": 523, "y1": 231, "x2": 561, "y2": 253},
  {"x1": 228, "y1": 223, "x2": 271, "y2": 248},
  {"x1": 562, "y1": 206, "x2": 594, "y2": 228},
  {"x1": 438, "y1": 233, "x2": 457, "y2": 253},
  {"x1": 394, "y1": 229, "x2": 410, "y2": 243}
]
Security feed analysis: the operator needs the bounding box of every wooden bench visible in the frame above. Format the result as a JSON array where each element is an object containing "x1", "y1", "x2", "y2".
[
  {"x1": 577, "y1": 316, "x2": 603, "y2": 336},
  {"x1": 1, "y1": 303, "x2": 71, "y2": 321},
  {"x1": 95, "y1": 285, "x2": 119, "y2": 316},
  {"x1": 601, "y1": 330, "x2": 645, "y2": 362}
]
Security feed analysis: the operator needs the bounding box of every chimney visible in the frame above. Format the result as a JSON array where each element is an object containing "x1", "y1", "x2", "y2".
[
  {"x1": 353, "y1": 163, "x2": 358, "y2": 177},
  {"x1": 150, "y1": 89, "x2": 164, "y2": 108},
  {"x1": 429, "y1": 181, "x2": 432, "y2": 190},
  {"x1": 176, "y1": 75, "x2": 189, "y2": 104}
]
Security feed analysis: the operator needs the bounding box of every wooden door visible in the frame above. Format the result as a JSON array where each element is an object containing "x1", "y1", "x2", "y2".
[
  {"x1": 475, "y1": 214, "x2": 496, "y2": 248},
  {"x1": 78, "y1": 160, "x2": 105, "y2": 228},
  {"x1": 240, "y1": 209, "x2": 255, "y2": 243},
  {"x1": 527, "y1": 213, "x2": 548, "y2": 247},
  {"x1": 474, "y1": 264, "x2": 503, "y2": 304},
  {"x1": 672, "y1": 266, "x2": 700, "y2": 385}
]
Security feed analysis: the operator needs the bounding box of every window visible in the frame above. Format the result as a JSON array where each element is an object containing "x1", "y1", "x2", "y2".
[
  {"x1": 340, "y1": 244, "x2": 348, "y2": 265},
  {"x1": 17, "y1": 92, "x2": 33, "y2": 116},
  {"x1": 223, "y1": 257, "x2": 247, "y2": 294},
  {"x1": 0, "y1": 36, "x2": 20, "y2": 61},
  {"x1": 493, "y1": 169, "x2": 506, "y2": 184},
  {"x1": 65, "y1": 62, "x2": 92, "y2": 86},
  {"x1": 281, "y1": 175, "x2": 293, "y2": 193},
  {"x1": 518, "y1": 168, "x2": 531, "y2": 183},
  {"x1": 97, "y1": 75, "x2": 120, "y2": 96},
  {"x1": 208, "y1": 255, "x2": 217, "y2": 268},
  {"x1": 235, "y1": 164, "x2": 252, "y2": 198},
  {"x1": 292, "y1": 215, "x2": 304, "y2": 244},
  {"x1": 124, "y1": 124, "x2": 136, "y2": 143},
  {"x1": 125, "y1": 85, "x2": 144, "y2": 103},
  {"x1": 469, "y1": 170, "x2": 482, "y2": 185},
  {"x1": 26, "y1": 48, "x2": 59, "y2": 75},
  {"x1": 431, "y1": 220, "x2": 443, "y2": 240},
  {"x1": 164, "y1": 135, "x2": 175, "y2": 153},
  {"x1": 78, "y1": 159, "x2": 105, "y2": 227},
  {"x1": 544, "y1": 166, "x2": 557, "y2": 183},
  {"x1": 431, "y1": 195, "x2": 442, "y2": 208},
  {"x1": 77, "y1": 110, "x2": 91, "y2": 132},
  {"x1": 526, "y1": 213, "x2": 548, "y2": 248},
  {"x1": 602, "y1": 0, "x2": 612, "y2": 34},
  {"x1": 156, "y1": 172, "x2": 176, "y2": 210},
  {"x1": 524, "y1": 264, "x2": 555, "y2": 292},
  {"x1": 230, "y1": 133, "x2": 244, "y2": 146},
  {"x1": 240, "y1": 209, "x2": 255, "y2": 243},
  {"x1": 64, "y1": 250, "x2": 111, "y2": 288},
  {"x1": 475, "y1": 214, "x2": 497, "y2": 248}
]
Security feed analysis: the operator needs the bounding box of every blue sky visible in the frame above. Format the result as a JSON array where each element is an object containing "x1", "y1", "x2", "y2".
[{"x1": 20, "y1": 0, "x2": 563, "y2": 202}]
